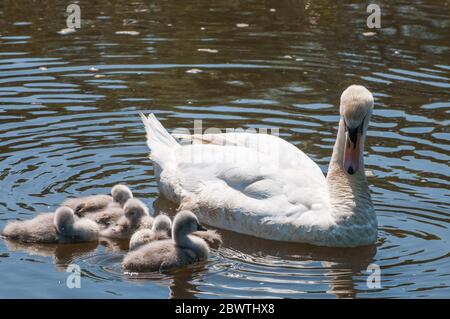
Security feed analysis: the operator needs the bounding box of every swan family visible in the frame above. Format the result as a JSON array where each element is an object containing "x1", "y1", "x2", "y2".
[{"x1": 1, "y1": 85, "x2": 378, "y2": 272}]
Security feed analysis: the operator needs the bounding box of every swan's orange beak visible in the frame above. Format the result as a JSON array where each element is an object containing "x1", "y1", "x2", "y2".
[{"x1": 343, "y1": 127, "x2": 361, "y2": 175}]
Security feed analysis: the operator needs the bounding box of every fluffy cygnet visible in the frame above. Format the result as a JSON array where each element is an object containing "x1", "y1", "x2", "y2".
[
  {"x1": 192, "y1": 229, "x2": 223, "y2": 249},
  {"x1": 63, "y1": 184, "x2": 133, "y2": 215},
  {"x1": 129, "y1": 213, "x2": 223, "y2": 250},
  {"x1": 2, "y1": 207, "x2": 99, "y2": 243},
  {"x1": 122, "y1": 211, "x2": 209, "y2": 272},
  {"x1": 129, "y1": 214, "x2": 172, "y2": 251},
  {"x1": 100, "y1": 198, "x2": 152, "y2": 239},
  {"x1": 83, "y1": 204, "x2": 125, "y2": 228}
]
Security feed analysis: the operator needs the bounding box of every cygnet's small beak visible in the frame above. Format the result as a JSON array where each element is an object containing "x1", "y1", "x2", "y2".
[
  {"x1": 343, "y1": 125, "x2": 361, "y2": 175},
  {"x1": 197, "y1": 224, "x2": 208, "y2": 232}
]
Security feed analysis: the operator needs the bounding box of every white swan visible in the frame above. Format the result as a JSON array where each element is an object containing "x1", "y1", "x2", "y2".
[
  {"x1": 140, "y1": 85, "x2": 378, "y2": 247},
  {"x1": 123, "y1": 210, "x2": 209, "y2": 272}
]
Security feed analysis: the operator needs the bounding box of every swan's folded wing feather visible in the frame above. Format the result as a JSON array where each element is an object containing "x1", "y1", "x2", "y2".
[
  {"x1": 165, "y1": 142, "x2": 329, "y2": 219},
  {"x1": 173, "y1": 133, "x2": 240, "y2": 146},
  {"x1": 172, "y1": 132, "x2": 324, "y2": 175}
]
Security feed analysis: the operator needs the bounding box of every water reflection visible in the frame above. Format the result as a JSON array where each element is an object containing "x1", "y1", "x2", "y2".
[
  {"x1": 168, "y1": 265, "x2": 209, "y2": 299},
  {"x1": 3, "y1": 239, "x2": 98, "y2": 271}
]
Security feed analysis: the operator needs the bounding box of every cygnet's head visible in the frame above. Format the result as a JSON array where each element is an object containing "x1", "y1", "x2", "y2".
[
  {"x1": 152, "y1": 214, "x2": 172, "y2": 233},
  {"x1": 172, "y1": 210, "x2": 207, "y2": 239},
  {"x1": 111, "y1": 184, "x2": 133, "y2": 206},
  {"x1": 123, "y1": 198, "x2": 149, "y2": 224},
  {"x1": 54, "y1": 206, "x2": 75, "y2": 234},
  {"x1": 339, "y1": 85, "x2": 374, "y2": 175}
]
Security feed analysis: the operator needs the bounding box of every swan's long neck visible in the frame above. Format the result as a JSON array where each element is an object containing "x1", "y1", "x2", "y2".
[
  {"x1": 172, "y1": 227, "x2": 208, "y2": 258},
  {"x1": 55, "y1": 217, "x2": 74, "y2": 236},
  {"x1": 326, "y1": 118, "x2": 374, "y2": 225}
]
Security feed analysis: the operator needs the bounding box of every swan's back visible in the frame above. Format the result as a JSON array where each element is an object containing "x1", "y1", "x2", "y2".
[{"x1": 141, "y1": 113, "x2": 329, "y2": 222}]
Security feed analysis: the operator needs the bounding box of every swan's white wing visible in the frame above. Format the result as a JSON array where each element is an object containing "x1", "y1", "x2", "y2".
[
  {"x1": 141, "y1": 114, "x2": 333, "y2": 241},
  {"x1": 160, "y1": 136, "x2": 330, "y2": 221},
  {"x1": 173, "y1": 132, "x2": 324, "y2": 174}
]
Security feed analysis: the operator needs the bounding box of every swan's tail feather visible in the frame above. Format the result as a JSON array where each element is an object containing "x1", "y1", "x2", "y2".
[{"x1": 139, "y1": 113, "x2": 179, "y2": 164}]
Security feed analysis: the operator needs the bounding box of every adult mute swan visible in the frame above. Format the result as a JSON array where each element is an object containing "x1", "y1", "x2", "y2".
[{"x1": 140, "y1": 85, "x2": 377, "y2": 247}]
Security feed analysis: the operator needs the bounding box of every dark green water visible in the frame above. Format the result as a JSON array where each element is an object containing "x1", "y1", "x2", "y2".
[{"x1": 0, "y1": 0, "x2": 449, "y2": 298}]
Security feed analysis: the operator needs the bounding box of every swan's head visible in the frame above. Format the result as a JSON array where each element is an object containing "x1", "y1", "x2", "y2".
[
  {"x1": 172, "y1": 210, "x2": 207, "y2": 239},
  {"x1": 339, "y1": 85, "x2": 374, "y2": 175},
  {"x1": 123, "y1": 198, "x2": 149, "y2": 224},
  {"x1": 54, "y1": 206, "x2": 75, "y2": 234},
  {"x1": 152, "y1": 214, "x2": 172, "y2": 233},
  {"x1": 111, "y1": 184, "x2": 133, "y2": 206}
]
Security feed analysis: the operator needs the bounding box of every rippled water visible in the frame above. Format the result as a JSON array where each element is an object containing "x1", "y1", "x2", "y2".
[{"x1": 0, "y1": 0, "x2": 449, "y2": 298}]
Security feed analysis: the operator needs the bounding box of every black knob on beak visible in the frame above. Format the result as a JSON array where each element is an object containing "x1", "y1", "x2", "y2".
[{"x1": 347, "y1": 126, "x2": 358, "y2": 146}]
